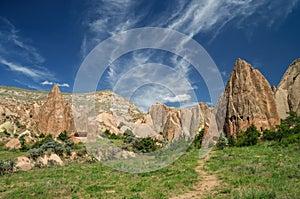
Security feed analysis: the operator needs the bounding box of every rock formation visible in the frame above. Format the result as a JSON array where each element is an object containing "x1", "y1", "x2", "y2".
[
  {"x1": 275, "y1": 59, "x2": 300, "y2": 118},
  {"x1": 223, "y1": 58, "x2": 280, "y2": 136},
  {"x1": 149, "y1": 103, "x2": 211, "y2": 141},
  {"x1": 37, "y1": 84, "x2": 75, "y2": 137}
]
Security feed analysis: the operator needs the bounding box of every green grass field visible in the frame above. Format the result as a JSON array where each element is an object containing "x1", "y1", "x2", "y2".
[
  {"x1": 206, "y1": 142, "x2": 300, "y2": 199},
  {"x1": 0, "y1": 142, "x2": 299, "y2": 198},
  {"x1": 0, "y1": 148, "x2": 199, "y2": 199}
]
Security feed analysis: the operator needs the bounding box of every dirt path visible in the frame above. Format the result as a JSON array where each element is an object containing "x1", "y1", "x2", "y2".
[{"x1": 170, "y1": 154, "x2": 220, "y2": 199}]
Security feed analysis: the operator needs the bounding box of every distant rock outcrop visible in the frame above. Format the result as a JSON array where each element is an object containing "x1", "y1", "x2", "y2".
[
  {"x1": 37, "y1": 84, "x2": 75, "y2": 137},
  {"x1": 275, "y1": 59, "x2": 300, "y2": 119},
  {"x1": 149, "y1": 103, "x2": 211, "y2": 141},
  {"x1": 223, "y1": 58, "x2": 280, "y2": 136}
]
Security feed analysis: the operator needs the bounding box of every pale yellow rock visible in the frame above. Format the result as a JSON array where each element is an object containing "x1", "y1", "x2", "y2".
[
  {"x1": 4, "y1": 138, "x2": 21, "y2": 149},
  {"x1": 275, "y1": 59, "x2": 300, "y2": 118}
]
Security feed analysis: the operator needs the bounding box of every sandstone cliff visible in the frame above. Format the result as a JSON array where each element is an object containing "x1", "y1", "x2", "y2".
[
  {"x1": 275, "y1": 59, "x2": 300, "y2": 119},
  {"x1": 149, "y1": 103, "x2": 211, "y2": 141},
  {"x1": 223, "y1": 58, "x2": 280, "y2": 136}
]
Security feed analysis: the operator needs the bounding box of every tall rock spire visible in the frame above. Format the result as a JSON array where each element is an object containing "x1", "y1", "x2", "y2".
[
  {"x1": 223, "y1": 58, "x2": 279, "y2": 136},
  {"x1": 275, "y1": 59, "x2": 300, "y2": 119},
  {"x1": 38, "y1": 84, "x2": 75, "y2": 137}
]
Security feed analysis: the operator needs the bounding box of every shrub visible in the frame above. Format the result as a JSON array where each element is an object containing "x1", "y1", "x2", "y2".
[
  {"x1": 123, "y1": 129, "x2": 134, "y2": 137},
  {"x1": 40, "y1": 141, "x2": 65, "y2": 156},
  {"x1": 47, "y1": 159, "x2": 58, "y2": 167},
  {"x1": 228, "y1": 135, "x2": 235, "y2": 147},
  {"x1": 19, "y1": 137, "x2": 30, "y2": 152},
  {"x1": 262, "y1": 112, "x2": 300, "y2": 144},
  {"x1": 235, "y1": 125, "x2": 260, "y2": 147},
  {"x1": 58, "y1": 131, "x2": 68, "y2": 142},
  {"x1": 0, "y1": 158, "x2": 16, "y2": 175},
  {"x1": 216, "y1": 132, "x2": 228, "y2": 150},
  {"x1": 192, "y1": 129, "x2": 204, "y2": 149},
  {"x1": 132, "y1": 137, "x2": 157, "y2": 153},
  {"x1": 32, "y1": 134, "x2": 54, "y2": 149},
  {"x1": 27, "y1": 148, "x2": 44, "y2": 160}
]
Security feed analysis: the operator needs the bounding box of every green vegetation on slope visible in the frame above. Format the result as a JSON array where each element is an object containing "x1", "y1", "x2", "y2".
[
  {"x1": 0, "y1": 148, "x2": 199, "y2": 199},
  {"x1": 205, "y1": 143, "x2": 300, "y2": 198}
]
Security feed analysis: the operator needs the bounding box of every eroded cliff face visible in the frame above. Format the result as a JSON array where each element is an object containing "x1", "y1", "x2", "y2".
[
  {"x1": 223, "y1": 58, "x2": 280, "y2": 137},
  {"x1": 149, "y1": 103, "x2": 211, "y2": 141},
  {"x1": 37, "y1": 84, "x2": 75, "y2": 137},
  {"x1": 275, "y1": 59, "x2": 300, "y2": 119}
]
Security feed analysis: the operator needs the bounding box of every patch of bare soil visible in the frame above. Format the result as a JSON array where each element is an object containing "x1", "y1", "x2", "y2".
[{"x1": 170, "y1": 154, "x2": 220, "y2": 199}]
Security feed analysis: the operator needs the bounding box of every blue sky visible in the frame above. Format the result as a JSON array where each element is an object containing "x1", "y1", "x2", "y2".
[{"x1": 0, "y1": 0, "x2": 300, "y2": 112}]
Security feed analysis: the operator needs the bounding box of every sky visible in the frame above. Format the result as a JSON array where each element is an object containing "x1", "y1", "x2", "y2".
[{"x1": 0, "y1": 0, "x2": 300, "y2": 112}]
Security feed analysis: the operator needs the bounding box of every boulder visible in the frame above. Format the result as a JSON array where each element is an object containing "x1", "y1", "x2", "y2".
[
  {"x1": 15, "y1": 156, "x2": 33, "y2": 171},
  {"x1": 5, "y1": 138, "x2": 21, "y2": 149}
]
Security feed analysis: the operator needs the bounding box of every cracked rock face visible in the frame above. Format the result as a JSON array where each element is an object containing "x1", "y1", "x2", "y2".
[
  {"x1": 223, "y1": 58, "x2": 280, "y2": 136},
  {"x1": 275, "y1": 59, "x2": 300, "y2": 119},
  {"x1": 149, "y1": 103, "x2": 211, "y2": 141},
  {"x1": 38, "y1": 84, "x2": 75, "y2": 137}
]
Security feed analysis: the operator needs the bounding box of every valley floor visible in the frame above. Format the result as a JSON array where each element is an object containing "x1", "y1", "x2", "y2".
[{"x1": 0, "y1": 142, "x2": 299, "y2": 198}]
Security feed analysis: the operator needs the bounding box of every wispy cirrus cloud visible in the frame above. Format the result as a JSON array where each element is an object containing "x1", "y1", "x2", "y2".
[
  {"x1": 0, "y1": 58, "x2": 49, "y2": 79},
  {"x1": 81, "y1": 0, "x2": 300, "y2": 110},
  {"x1": 0, "y1": 17, "x2": 45, "y2": 64},
  {"x1": 0, "y1": 17, "x2": 68, "y2": 90}
]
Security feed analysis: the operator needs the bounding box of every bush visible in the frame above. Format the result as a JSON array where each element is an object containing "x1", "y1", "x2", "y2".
[
  {"x1": 102, "y1": 130, "x2": 121, "y2": 139},
  {"x1": 0, "y1": 158, "x2": 16, "y2": 175},
  {"x1": 228, "y1": 135, "x2": 235, "y2": 147},
  {"x1": 192, "y1": 129, "x2": 204, "y2": 149},
  {"x1": 32, "y1": 134, "x2": 54, "y2": 149},
  {"x1": 58, "y1": 131, "x2": 68, "y2": 142},
  {"x1": 40, "y1": 141, "x2": 65, "y2": 156},
  {"x1": 262, "y1": 112, "x2": 300, "y2": 144},
  {"x1": 19, "y1": 137, "x2": 31, "y2": 152},
  {"x1": 47, "y1": 159, "x2": 58, "y2": 167},
  {"x1": 124, "y1": 129, "x2": 134, "y2": 137},
  {"x1": 27, "y1": 148, "x2": 44, "y2": 160},
  {"x1": 235, "y1": 125, "x2": 260, "y2": 147},
  {"x1": 216, "y1": 132, "x2": 228, "y2": 150},
  {"x1": 132, "y1": 137, "x2": 157, "y2": 153}
]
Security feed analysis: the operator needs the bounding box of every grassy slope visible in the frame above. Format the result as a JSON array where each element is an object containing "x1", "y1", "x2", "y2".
[
  {"x1": 0, "y1": 143, "x2": 299, "y2": 198},
  {"x1": 206, "y1": 143, "x2": 300, "y2": 199},
  {"x1": 0, "y1": 149, "x2": 199, "y2": 199}
]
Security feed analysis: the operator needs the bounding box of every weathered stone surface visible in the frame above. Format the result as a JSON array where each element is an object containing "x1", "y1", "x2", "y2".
[
  {"x1": 4, "y1": 138, "x2": 21, "y2": 149},
  {"x1": 15, "y1": 156, "x2": 33, "y2": 171},
  {"x1": 38, "y1": 84, "x2": 75, "y2": 137},
  {"x1": 37, "y1": 153, "x2": 64, "y2": 166},
  {"x1": 149, "y1": 103, "x2": 211, "y2": 141},
  {"x1": 275, "y1": 59, "x2": 300, "y2": 118},
  {"x1": 223, "y1": 58, "x2": 280, "y2": 136}
]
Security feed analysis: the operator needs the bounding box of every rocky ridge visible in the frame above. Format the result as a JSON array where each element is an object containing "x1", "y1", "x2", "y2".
[{"x1": 1, "y1": 58, "x2": 299, "y2": 148}]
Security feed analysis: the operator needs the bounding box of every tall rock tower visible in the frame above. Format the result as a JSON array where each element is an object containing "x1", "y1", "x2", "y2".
[
  {"x1": 275, "y1": 59, "x2": 300, "y2": 119},
  {"x1": 223, "y1": 58, "x2": 280, "y2": 136},
  {"x1": 38, "y1": 84, "x2": 75, "y2": 137}
]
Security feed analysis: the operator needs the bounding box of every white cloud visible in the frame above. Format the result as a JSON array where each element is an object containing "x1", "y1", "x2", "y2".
[
  {"x1": 0, "y1": 58, "x2": 48, "y2": 79},
  {"x1": 163, "y1": 94, "x2": 192, "y2": 103},
  {"x1": 40, "y1": 81, "x2": 70, "y2": 87},
  {"x1": 41, "y1": 80, "x2": 54, "y2": 85},
  {"x1": 57, "y1": 83, "x2": 70, "y2": 87}
]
